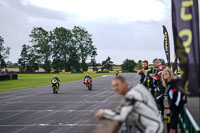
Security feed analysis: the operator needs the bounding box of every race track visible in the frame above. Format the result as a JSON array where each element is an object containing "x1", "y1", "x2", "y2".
[{"x1": 0, "y1": 73, "x2": 139, "y2": 133}]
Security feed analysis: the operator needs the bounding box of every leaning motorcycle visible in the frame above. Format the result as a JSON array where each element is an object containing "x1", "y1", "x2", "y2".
[
  {"x1": 51, "y1": 79, "x2": 59, "y2": 94},
  {"x1": 85, "y1": 78, "x2": 92, "y2": 91}
]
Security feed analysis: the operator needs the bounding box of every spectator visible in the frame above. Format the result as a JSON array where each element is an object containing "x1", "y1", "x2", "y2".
[
  {"x1": 161, "y1": 67, "x2": 184, "y2": 133},
  {"x1": 138, "y1": 60, "x2": 150, "y2": 86},
  {"x1": 149, "y1": 58, "x2": 165, "y2": 118},
  {"x1": 95, "y1": 76, "x2": 164, "y2": 133}
]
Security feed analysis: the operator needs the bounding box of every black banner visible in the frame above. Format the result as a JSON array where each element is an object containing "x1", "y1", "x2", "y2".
[
  {"x1": 172, "y1": 54, "x2": 178, "y2": 74},
  {"x1": 172, "y1": 0, "x2": 200, "y2": 96},
  {"x1": 163, "y1": 25, "x2": 171, "y2": 67}
]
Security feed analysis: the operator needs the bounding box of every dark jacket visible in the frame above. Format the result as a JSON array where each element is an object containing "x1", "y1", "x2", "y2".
[
  {"x1": 167, "y1": 79, "x2": 184, "y2": 110},
  {"x1": 84, "y1": 76, "x2": 92, "y2": 81},
  {"x1": 51, "y1": 77, "x2": 60, "y2": 83},
  {"x1": 140, "y1": 67, "x2": 153, "y2": 88},
  {"x1": 148, "y1": 66, "x2": 166, "y2": 101}
]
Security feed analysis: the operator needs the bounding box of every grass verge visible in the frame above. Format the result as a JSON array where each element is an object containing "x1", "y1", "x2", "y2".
[{"x1": 0, "y1": 73, "x2": 112, "y2": 93}]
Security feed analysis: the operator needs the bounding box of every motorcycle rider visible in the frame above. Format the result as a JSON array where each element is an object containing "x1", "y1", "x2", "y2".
[
  {"x1": 116, "y1": 71, "x2": 119, "y2": 76},
  {"x1": 83, "y1": 73, "x2": 92, "y2": 84},
  {"x1": 51, "y1": 75, "x2": 60, "y2": 87},
  {"x1": 138, "y1": 60, "x2": 151, "y2": 86},
  {"x1": 149, "y1": 58, "x2": 165, "y2": 119},
  {"x1": 96, "y1": 76, "x2": 164, "y2": 133},
  {"x1": 138, "y1": 60, "x2": 155, "y2": 97}
]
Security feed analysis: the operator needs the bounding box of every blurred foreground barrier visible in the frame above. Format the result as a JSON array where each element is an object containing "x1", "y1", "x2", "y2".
[
  {"x1": 179, "y1": 106, "x2": 200, "y2": 133},
  {"x1": 93, "y1": 117, "x2": 138, "y2": 133},
  {"x1": 93, "y1": 119, "x2": 122, "y2": 133},
  {"x1": 93, "y1": 104, "x2": 137, "y2": 133},
  {"x1": 93, "y1": 105, "x2": 122, "y2": 133}
]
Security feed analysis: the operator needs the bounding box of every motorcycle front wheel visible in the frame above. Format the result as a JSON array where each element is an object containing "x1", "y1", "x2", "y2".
[
  {"x1": 53, "y1": 86, "x2": 56, "y2": 94},
  {"x1": 88, "y1": 84, "x2": 92, "y2": 91},
  {"x1": 55, "y1": 88, "x2": 59, "y2": 93}
]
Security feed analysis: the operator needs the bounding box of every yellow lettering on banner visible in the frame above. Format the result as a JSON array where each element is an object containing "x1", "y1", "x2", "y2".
[
  {"x1": 181, "y1": 0, "x2": 193, "y2": 21},
  {"x1": 178, "y1": 29, "x2": 192, "y2": 53},
  {"x1": 165, "y1": 32, "x2": 168, "y2": 51}
]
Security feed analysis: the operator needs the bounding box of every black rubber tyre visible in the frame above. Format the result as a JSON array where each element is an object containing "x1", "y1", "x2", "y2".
[
  {"x1": 53, "y1": 86, "x2": 56, "y2": 94},
  {"x1": 90, "y1": 85, "x2": 92, "y2": 90},
  {"x1": 88, "y1": 85, "x2": 92, "y2": 91}
]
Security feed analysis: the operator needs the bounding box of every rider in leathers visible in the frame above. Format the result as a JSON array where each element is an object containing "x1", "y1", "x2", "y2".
[
  {"x1": 138, "y1": 60, "x2": 154, "y2": 95},
  {"x1": 51, "y1": 75, "x2": 60, "y2": 87},
  {"x1": 138, "y1": 60, "x2": 149, "y2": 86},
  {"x1": 96, "y1": 76, "x2": 164, "y2": 133},
  {"x1": 83, "y1": 73, "x2": 92, "y2": 84},
  {"x1": 149, "y1": 59, "x2": 165, "y2": 119}
]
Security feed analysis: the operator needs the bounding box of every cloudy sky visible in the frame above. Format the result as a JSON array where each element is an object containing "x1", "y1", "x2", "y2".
[{"x1": 0, "y1": 0, "x2": 195, "y2": 64}]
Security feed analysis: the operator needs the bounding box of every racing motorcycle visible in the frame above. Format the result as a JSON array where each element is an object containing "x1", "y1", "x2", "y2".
[
  {"x1": 84, "y1": 78, "x2": 92, "y2": 91},
  {"x1": 51, "y1": 79, "x2": 59, "y2": 94}
]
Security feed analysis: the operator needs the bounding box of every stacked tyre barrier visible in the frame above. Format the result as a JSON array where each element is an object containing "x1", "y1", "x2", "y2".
[{"x1": 0, "y1": 74, "x2": 18, "y2": 81}]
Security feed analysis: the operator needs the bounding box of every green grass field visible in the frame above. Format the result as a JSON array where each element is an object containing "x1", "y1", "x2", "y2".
[{"x1": 0, "y1": 73, "x2": 112, "y2": 93}]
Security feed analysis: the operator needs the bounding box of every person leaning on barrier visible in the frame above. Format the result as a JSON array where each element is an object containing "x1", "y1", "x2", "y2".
[
  {"x1": 149, "y1": 58, "x2": 165, "y2": 119},
  {"x1": 95, "y1": 76, "x2": 164, "y2": 133},
  {"x1": 161, "y1": 68, "x2": 185, "y2": 133}
]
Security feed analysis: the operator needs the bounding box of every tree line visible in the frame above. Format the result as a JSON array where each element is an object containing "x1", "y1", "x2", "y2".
[
  {"x1": 17, "y1": 26, "x2": 98, "y2": 72},
  {"x1": 0, "y1": 36, "x2": 10, "y2": 68},
  {"x1": 0, "y1": 26, "x2": 167, "y2": 73},
  {"x1": 0, "y1": 26, "x2": 120, "y2": 72}
]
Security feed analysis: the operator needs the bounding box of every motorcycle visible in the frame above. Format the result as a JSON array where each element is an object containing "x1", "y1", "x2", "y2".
[
  {"x1": 116, "y1": 71, "x2": 119, "y2": 76},
  {"x1": 51, "y1": 79, "x2": 59, "y2": 94},
  {"x1": 84, "y1": 78, "x2": 92, "y2": 90}
]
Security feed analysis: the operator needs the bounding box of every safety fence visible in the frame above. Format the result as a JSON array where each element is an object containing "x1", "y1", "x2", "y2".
[{"x1": 178, "y1": 106, "x2": 200, "y2": 133}]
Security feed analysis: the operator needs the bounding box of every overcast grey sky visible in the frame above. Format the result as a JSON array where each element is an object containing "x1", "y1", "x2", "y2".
[{"x1": 0, "y1": 0, "x2": 197, "y2": 64}]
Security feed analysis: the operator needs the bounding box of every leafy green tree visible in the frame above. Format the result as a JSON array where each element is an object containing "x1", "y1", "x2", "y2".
[
  {"x1": 30, "y1": 27, "x2": 52, "y2": 72},
  {"x1": 6, "y1": 61, "x2": 12, "y2": 67},
  {"x1": 7, "y1": 61, "x2": 18, "y2": 67},
  {"x1": 121, "y1": 59, "x2": 137, "y2": 72},
  {"x1": 102, "y1": 56, "x2": 113, "y2": 71},
  {"x1": 68, "y1": 44, "x2": 80, "y2": 72},
  {"x1": 18, "y1": 44, "x2": 39, "y2": 72},
  {"x1": 137, "y1": 60, "x2": 142, "y2": 65},
  {"x1": 0, "y1": 36, "x2": 10, "y2": 69},
  {"x1": 18, "y1": 44, "x2": 28, "y2": 71},
  {"x1": 51, "y1": 27, "x2": 73, "y2": 71},
  {"x1": 52, "y1": 58, "x2": 65, "y2": 72},
  {"x1": 90, "y1": 47, "x2": 97, "y2": 71},
  {"x1": 136, "y1": 60, "x2": 142, "y2": 69},
  {"x1": 72, "y1": 26, "x2": 94, "y2": 71}
]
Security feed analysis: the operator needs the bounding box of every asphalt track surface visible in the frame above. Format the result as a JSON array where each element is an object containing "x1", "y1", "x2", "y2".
[{"x1": 0, "y1": 73, "x2": 139, "y2": 133}]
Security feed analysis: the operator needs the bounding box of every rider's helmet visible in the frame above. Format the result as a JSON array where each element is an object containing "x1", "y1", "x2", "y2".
[
  {"x1": 157, "y1": 65, "x2": 165, "y2": 78},
  {"x1": 85, "y1": 73, "x2": 88, "y2": 76},
  {"x1": 53, "y1": 75, "x2": 57, "y2": 78}
]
